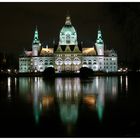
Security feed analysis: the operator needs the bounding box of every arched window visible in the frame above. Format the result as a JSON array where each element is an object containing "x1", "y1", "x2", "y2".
[
  {"x1": 83, "y1": 61, "x2": 87, "y2": 64},
  {"x1": 64, "y1": 57, "x2": 71, "y2": 65},
  {"x1": 73, "y1": 57, "x2": 81, "y2": 65},
  {"x1": 55, "y1": 57, "x2": 63, "y2": 65},
  {"x1": 88, "y1": 60, "x2": 92, "y2": 65}
]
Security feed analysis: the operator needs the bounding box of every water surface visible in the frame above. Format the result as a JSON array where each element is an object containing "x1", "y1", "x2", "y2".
[{"x1": 0, "y1": 76, "x2": 140, "y2": 137}]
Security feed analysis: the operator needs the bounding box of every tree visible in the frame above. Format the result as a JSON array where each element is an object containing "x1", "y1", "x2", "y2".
[
  {"x1": 43, "y1": 67, "x2": 55, "y2": 78},
  {"x1": 80, "y1": 67, "x2": 93, "y2": 77}
]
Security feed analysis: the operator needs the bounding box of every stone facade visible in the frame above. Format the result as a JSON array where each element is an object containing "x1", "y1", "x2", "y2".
[{"x1": 19, "y1": 15, "x2": 118, "y2": 73}]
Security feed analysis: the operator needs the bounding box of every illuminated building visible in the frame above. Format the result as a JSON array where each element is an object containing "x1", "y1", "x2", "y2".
[{"x1": 19, "y1": 15, "x2": 118, "y2": 73}]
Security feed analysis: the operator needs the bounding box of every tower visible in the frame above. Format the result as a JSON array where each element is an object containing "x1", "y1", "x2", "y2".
[
  {"x1": 59, "y1": 15, "x2": 78, "y2": 46},
  {"x1": 32, "y1": 26, "x2": 41, "y2": 56},
  {"x1": 95, "y1": 27, "x2": 104, "y2": 56}
]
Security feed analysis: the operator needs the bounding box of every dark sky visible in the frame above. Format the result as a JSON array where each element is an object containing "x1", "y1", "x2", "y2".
[{"x1": 0, "y1": 2, "x2": 140, "y2": 64}]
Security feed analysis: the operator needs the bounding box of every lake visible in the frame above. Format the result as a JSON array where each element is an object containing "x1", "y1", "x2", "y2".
[{"x1": 0, "y1": 75, "x2": 140, "y2": 137}]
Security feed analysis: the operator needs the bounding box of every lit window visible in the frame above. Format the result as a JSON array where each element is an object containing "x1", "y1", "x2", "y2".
[
  {"x1": 66, "y1": 33, "x2": 70, "y2": 44},
  {"x1": 112, "y1": 58, "x2": 116, "y2": 61},
  {"x1": 64, "y1": 57, "x2": 71, "y2": 65}
]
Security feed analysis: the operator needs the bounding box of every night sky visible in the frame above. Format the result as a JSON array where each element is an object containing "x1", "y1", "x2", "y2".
[{"x1": 0, "y1": 2, "x2": 140, "y2": 66}]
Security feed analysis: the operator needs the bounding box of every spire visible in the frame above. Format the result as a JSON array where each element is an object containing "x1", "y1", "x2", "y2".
[
  {"x1": 96, "y1": 26, "x2": 103, "y2": 44},
  {"x1": 65, "y1": 11, "x2": 71, "y2": 25},
  {"x1": 33, "y1": 25, "x2": 40, "y2": 44}
]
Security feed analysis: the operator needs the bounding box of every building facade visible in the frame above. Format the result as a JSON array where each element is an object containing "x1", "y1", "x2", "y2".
[{"x1": 19, "y1": 15, "x2": 118, "y2": 73}]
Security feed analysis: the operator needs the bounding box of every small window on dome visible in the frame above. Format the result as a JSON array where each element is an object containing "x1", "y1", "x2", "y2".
[{"x1": 66, "y1": 33, "x2": 70, "y2": 44}]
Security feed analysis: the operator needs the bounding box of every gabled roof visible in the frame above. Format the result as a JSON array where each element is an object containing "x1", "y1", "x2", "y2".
[
  {"x1": 64, "y1": 45, "x2": 71, "y2": 52},
  {"x1": 55, "y1": 46, "x2": 63, "y2": 52},
  {"x1": 73, "y1": 46, "x2": 81, "y2": 53}
]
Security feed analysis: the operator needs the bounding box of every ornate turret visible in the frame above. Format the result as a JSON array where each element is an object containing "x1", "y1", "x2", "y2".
[
  {"x1": 33, "y1": 26, "x2": 40, "y2": 44},
  {"x1": 59, "y1": 14, "x2": 78, "y2": 46},
  {"x1": 95, "y1": 26, "x2": 104, "y2": 56},
  {"x1": 32, "y1": 26, "x2": 41, "y2": 56}
]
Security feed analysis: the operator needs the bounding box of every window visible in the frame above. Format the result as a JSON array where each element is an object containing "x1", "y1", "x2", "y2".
[
  {"x1": 64, "y1": 57, "x2": 71, "y2": 65},
  {"x1": 88, "y1": 60, "x2": 92, "y2": 65},
  {"x1": 93, "y1": 62, "x2": 97, "y2": 65},
  {"x1": 73, "y1": 57, "x2": 81, "y2": 65},
  {"x1": 50, "y1": 62, "x2": 53, "y2": 65},
  {"x1": 66, "y1": 33, "x2": 70, "y2": 44},
  {"x1": 55, "y1": 57, "x2": 63, "y2": 65}
]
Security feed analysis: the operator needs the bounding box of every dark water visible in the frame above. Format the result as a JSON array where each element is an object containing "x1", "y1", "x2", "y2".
[{"x1": 0, "y1": 75, "x2": 140, "y2": 137}]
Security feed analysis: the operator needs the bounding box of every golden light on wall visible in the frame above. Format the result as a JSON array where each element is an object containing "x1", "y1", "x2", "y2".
[
  {"x1": 40, "y1": 48, "x2": 53, "y2": 56},
  {"x1": 82, "y1": 48, "x2": 96, "y2": 55}
]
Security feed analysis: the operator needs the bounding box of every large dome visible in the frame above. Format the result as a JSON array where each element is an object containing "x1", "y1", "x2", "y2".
[{"x1": 59, "y1": 16, "x2": 78, "y2": 46}]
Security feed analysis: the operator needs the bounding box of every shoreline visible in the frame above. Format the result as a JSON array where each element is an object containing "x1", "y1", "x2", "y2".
[{"x1": 0, "y1": 71, "x2": 131, "y2": 78}]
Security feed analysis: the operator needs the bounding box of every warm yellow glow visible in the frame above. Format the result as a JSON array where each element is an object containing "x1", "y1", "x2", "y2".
[
  {"x1": 42, "y1": 96, "x2": 54, "y2": 107},
  {"x1": 40, "y1": 48, "x2": 53, "y2": 56},
  {"x1": 83, "y1": 95, "x2": 96, "y2": 106},
  {"x1": 82, "y1": 48, "x2": 96, "y2": 55}
]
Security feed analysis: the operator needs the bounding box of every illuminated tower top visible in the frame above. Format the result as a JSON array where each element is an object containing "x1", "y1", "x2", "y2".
[
  {"x1": 96, "y1": 26, "x2": 104, "y2": 44},
  {"x1": 95, "y1": 26, "x2": 104, "y2": 56},
  {"x1": 59, "y1": 14, "x2": 78, "y2": 46},
  {"x1": 32, "y1": 26, "x2": 41, "y2": 56},
  {"x1": 33, "y1": 26, "x2": 40, "y2": 45}
]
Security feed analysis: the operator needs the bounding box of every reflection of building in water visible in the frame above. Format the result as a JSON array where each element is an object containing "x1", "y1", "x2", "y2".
[
  {"x1": 7, "y1": 77, "x2": 17, "y2": 100},
  {"x1": 120, "y1": 76, "x2": 128, "y2": 93},
  {"x1": 19, "y1": 77, "x2": 54, "y2": 124},
  {"x1": 55, "y1": 78, "x2": 81, "y2": 125},
  {"x1": 7, "y1": 77, "x2": 11, "y2": 99},
  {"x1": 18, "y1": 77, "x2": 119, "y2": 125},
  {"x1": 33, "y1": 78, "x2": 54, "y2": 124},
  {"x1": 82, "y1": 77, "x2": 118, "y2": 121}
]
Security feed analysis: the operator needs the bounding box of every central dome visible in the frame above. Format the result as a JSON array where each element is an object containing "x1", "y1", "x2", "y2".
[{"x1": 59, "y1": 15, "x2": 78, "y2": 46}]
